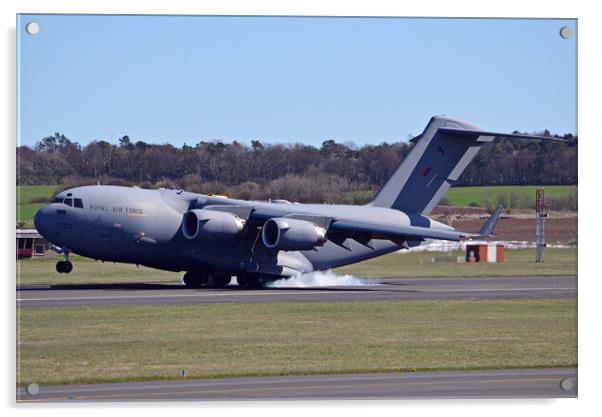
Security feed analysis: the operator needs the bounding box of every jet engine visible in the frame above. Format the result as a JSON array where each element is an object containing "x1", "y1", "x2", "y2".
[
  {"x1": 182, "y1": 209, "x2": 245, "y2": 241},
  {"x1": 261, "y1": 217, "x2": 327, "y2": 251}
]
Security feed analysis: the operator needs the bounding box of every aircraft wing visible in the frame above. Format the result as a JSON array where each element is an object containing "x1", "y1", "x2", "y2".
[
  {"x1": 327, "y1": 205, "x2": 503, "y2": 249},
  {"x1": 240, "y1": 206, "x2": 457, "y2": 239},
  {"x1": 204, "y1": 198, "x2": 504, "y2": 248},
  {"x1": 328, "y1": 219, "x2": 465, "y2": 242}
]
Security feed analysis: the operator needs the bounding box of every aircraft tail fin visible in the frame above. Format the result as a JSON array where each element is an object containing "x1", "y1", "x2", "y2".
[{"x1": 369, "y1": 115, "x2": 561, "y2": 214}]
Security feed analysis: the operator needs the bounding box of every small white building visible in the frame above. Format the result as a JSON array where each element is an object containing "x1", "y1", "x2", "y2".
[{"x1": 466, "y1": 243, "x2": 505, "y2": 263}]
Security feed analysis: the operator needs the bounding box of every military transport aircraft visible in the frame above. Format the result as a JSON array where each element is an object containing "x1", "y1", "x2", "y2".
[{"x1": 33, "y1": 116, "x2": 554, "y2": 287}]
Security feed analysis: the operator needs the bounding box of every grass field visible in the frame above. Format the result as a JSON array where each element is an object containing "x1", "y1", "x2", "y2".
[
  {"x1": 17, "y1": 255, "x2": 182, "y2": 286},
  {"x1": 341, "y1": 185, "x2": 576, "y2": 208},
  {"x1": 443, "y1": 185, "x2": 576, "y2": 208},
  {"x1": 16, "y1": 248, "x2": 577, "y2": 286},
  {"x1": 336, "y1": 248, "x2": 577, "y2": 278},
  {"x1": 16, "y1": 298, "x2": 577, "y2": 386},
  {"x1": 16, "y1": 184, "x2": 59, "y2": 223}
]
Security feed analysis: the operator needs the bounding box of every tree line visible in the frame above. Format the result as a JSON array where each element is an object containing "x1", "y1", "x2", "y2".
[{"x1": 16, "y1": 131, "x2": 577, "y2": 204}]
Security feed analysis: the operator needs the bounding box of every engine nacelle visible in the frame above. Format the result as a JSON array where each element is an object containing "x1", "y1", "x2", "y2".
[
  {"x1": 261, "y1": 217, "x2": 327, "y2": 251},
  {"x1": 182, "y1": 209, "x2": 245, "y2": 241}
]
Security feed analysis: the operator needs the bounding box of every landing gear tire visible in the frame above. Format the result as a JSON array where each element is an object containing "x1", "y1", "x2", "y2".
[
  {"x1": 211, "y1": 275, "x2": 231, "y2": 287},
  {"x1": 56, "y1": 260, "x2": 73, "y2": 274},
  {"x1": 182, "y1": 272, "x2": 207, "y2": 288},
  {"x1": 183, "y1": 272, "x2": 231, "y2": 288},
  {"x1": 236, "y1": 274, "x2": 271, "y2": 288},
  {"x1": 255, "y1": 275, "x2": 274, "y2": 288},
  {"x1": 237, "y1": 273, "x2": 258, "y2": 288}
]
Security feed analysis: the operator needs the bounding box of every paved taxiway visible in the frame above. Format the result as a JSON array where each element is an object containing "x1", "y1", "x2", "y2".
[
  {"x1": 17, "y1": 275, "x2": 576, "y2": 308},
  {"x1": 17, "y1": 367, "x2": 577, "y2": 401}
]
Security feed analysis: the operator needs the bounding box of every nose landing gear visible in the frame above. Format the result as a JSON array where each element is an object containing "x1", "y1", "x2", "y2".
[
  {"x1": 56, "y1": 261, "x2": 73, "y2": 273},
  {"x1": 56, "y1": 248, "x2": 73, "y2": 274}
]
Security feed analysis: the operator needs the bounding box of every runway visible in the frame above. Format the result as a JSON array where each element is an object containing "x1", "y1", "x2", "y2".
[
  {"x1": 17, "y1": 367, "x2": 577, "y2": 401},
  {"x1": 17, "y1": 275, "x2": 576, "y2": 308}
]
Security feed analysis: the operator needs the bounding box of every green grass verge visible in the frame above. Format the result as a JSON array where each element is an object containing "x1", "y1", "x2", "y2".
[
  {"x1": 16, "y1": 248, "x2": 577, "y2": 286},
  {"x1": 443, "y1": 185, "x2": 576, "y2": 208},
  {"x1": 17, "y1": 255, "x2": 182, "y2": 286},
  {"x1": 16, "y1": 298, "x2": 577, "y2": 386},
  {"x1": 336, "y1": 248, "x2": 577, "y2": 278},
  {"x1": 16, "y1": 184, "x2": 59, "y2": 223}
]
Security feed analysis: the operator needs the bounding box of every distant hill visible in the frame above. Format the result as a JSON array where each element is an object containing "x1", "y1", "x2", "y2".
[{"x1": 16, "y1": 185, "x2": 58, "y2": 224}]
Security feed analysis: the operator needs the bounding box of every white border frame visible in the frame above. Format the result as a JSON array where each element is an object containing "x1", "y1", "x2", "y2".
[{"x1": 4, "y1": 1, "x2": 597, "y2": 415}]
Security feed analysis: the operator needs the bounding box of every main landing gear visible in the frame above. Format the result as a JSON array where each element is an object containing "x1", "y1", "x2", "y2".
[
  {"x1": 181, "y1": 272, "x2": 278, "y2": 289},
  {"x1": 236, "y1": 273, "x2": 274, "y2": 288},
  {"x1": 182, "y1": 272, "x2": 231, "y2": 288},
  {"x1": 55, "y1": 248, "x2": 73, "y2": 274}
]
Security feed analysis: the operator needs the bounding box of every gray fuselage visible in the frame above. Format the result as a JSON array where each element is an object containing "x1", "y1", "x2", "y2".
[{"x1": 34, "y1": 185, "x2": 449, "y2": 276}]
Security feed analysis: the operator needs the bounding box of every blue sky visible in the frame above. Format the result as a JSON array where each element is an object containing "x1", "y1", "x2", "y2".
[{"x1": 17, "y1": 15, "x2": 577, "y2": 147}]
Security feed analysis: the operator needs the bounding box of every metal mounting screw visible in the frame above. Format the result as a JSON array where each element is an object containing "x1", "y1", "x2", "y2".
[{"x1": 25, "y1": 22, "x2": 39, "y2": 35}]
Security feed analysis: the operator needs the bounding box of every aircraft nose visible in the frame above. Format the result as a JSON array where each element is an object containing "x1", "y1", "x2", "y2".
[{"x1": 33, "y1": 205, "x2": 53, "y2": 238}]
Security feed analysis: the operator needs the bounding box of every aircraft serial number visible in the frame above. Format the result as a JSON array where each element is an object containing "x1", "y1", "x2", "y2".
[{"x1": 56, "y1": 222, "x2": 73, "y2": 230}]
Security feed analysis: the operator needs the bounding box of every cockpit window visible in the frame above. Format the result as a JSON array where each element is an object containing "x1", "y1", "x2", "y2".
[
  {"x1": 64, "y1": 198, "x2": 73, "y2": 207},
  {"x1": 74, "y1": 198, "x2": 83, "y2": 208},
  {"x1": 53, "y1": 197, "x2": 64, "y2": 203}
]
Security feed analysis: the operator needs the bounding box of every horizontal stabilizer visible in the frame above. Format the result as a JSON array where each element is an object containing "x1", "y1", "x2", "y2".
[{"x1": 437, "y1": 127, "x2": 567, "y2": 143}]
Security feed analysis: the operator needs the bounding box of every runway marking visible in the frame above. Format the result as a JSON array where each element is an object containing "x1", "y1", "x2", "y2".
[
  {"x1": 16, "y1": 285, "x2": 575, "y2": 304},
  {"x1": 420, "y1": 287, "x2": 575, "y2": 292},
  {"x1": 18, "y1": 369, "x2": 576, "y2": 395},
  {"x1": 17, "y1": 376, "x2": 566, "y2": 402},
  {"x1": 21, "y1": 369, "x2": 572, "y2": 395}
]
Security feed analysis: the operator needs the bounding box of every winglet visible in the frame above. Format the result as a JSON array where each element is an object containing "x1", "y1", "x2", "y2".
[{"x1": 466, "y1": 204, "x2": 503, "y2": 239}]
